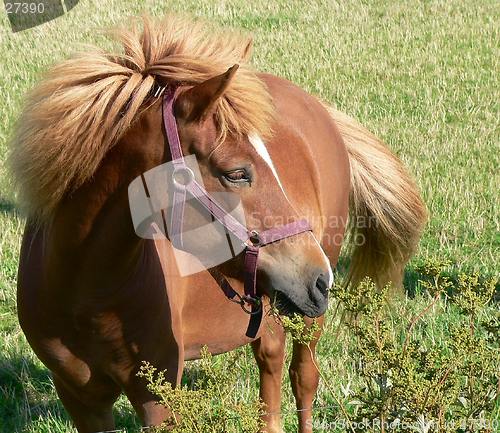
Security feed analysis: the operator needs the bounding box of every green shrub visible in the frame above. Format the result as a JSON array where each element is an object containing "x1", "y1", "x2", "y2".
[
  {"x1": 328, "y1": 260, "x2": 499, "y2": 432},
  {"x1": 137, "y1": 347, "x2": 264, "y2": 433}
]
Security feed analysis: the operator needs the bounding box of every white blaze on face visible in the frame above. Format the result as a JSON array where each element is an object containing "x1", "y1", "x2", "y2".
[
  {"x1": 248, "y1": 133, "x2": 334, "y2": 288},
  {"x1": 248, "y1": 133, "x2": 288, "y2": 199},
  {"x1": 313, "y1": 236, "x2": 334, "y2": 288}
]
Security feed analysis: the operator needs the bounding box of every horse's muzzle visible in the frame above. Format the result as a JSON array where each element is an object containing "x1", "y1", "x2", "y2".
[{"x1": 272, "y1": 270, "x2": 330, "y2": 318}]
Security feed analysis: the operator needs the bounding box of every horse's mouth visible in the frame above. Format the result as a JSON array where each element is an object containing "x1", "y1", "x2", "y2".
[
  {"x1": 272, "y1": 290, "x2": 328, "y2": 318},
  {"x1": 273, "y1": 291, "x2": 304, "y2": 317}
]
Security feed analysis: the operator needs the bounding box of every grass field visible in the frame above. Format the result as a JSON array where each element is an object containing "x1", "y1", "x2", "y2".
[{"x1": 0, "y1": 1, "x2": 498, "y2": 432}]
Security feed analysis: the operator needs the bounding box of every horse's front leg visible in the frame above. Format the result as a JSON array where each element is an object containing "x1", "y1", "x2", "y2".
[
  {"x1": 251, "y1": 320, "x2": 286, "y2": 433},
  {"x1": 123, "y1": 352, "x2": 184, "y2": 428},
  {"x1": 52, "y1": 373, "x2": 121, "y2": 433},
  {"x1": 289, "y1": 315, "x2": 324, "y2": 433},
  {"x1": 121, "y1": 319, "x2": 185, "y2": 429}
]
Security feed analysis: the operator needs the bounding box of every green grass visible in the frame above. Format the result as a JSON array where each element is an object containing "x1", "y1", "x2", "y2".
[{"x1": 0, "y1": 0, "x2": 498, "y2": 432}]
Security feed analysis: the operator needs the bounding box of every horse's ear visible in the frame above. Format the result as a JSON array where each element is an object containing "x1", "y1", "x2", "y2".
[{"x1": 175, "y1": 64, "x2": 239, "y2": 122}]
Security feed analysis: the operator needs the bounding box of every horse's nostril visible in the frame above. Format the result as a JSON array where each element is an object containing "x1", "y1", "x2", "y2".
[{"x1": 315, "y1": 273, "x2": 329, "y2": 296}]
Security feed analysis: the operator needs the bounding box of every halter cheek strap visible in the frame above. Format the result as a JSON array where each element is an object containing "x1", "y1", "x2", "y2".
[{"x1": 162, "y1": 86, "x2": 312, "y2": 338}]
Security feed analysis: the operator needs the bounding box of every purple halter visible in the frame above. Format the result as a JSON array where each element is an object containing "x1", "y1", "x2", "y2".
[{"x1": 162, "y1": 86, "x2": 312, "y2": 337}]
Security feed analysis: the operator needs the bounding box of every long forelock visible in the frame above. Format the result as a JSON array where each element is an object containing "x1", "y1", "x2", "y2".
[{"x1": 8, "y1": 14, "x2": 274, "y2": 221}]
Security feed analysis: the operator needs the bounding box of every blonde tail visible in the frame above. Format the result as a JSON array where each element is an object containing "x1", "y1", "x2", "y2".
[{"x1": 325, "y1": 106, "x2": 427, "y2": 290}]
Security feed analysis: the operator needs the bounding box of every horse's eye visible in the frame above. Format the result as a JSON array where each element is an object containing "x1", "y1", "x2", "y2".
[{"x1": 223, "y1": 169, "x2": 251, "y2": 183}]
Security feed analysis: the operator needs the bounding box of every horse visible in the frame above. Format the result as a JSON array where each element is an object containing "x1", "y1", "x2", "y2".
[{"x1": 9, "y1": 15, "x2": 426, "y2": 433}]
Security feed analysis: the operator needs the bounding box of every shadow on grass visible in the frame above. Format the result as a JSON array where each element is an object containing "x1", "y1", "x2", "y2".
[
  {"x1": 0, "y1": 197, "x2": 19, "y2": 217},
  {"x1": 403, "y1": 267, "x2": 422, "y2": 298},
  {"x1": 0, "y1": 355, "x2": 65, "y2": 433},
  {"x1": 0, "y1": 352, "x2": 142, "y2": 433}
]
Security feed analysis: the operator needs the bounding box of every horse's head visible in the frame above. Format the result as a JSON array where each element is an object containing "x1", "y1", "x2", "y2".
[{"x1": 167, "y1": 66, "x2": 332, "y2": 318}]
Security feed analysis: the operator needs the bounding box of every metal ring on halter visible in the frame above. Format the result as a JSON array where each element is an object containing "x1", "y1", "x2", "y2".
[
  {"x1": 241, "y1": 297, "x2": 262, "y2": 315},
  {"x1": 172, "y1": 166, "x2": 195, "y2": 190},
  {"x1": 247, "y1": 230, "x2": 261, "y2": 247},
  {"x1": 227, "y1": 292, "x2": 262, "y2": 315}
]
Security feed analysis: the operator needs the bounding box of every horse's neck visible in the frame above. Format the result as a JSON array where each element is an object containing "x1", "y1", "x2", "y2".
[{"x1": 46, "y1": 106, "x2": 166, "y2": 297}]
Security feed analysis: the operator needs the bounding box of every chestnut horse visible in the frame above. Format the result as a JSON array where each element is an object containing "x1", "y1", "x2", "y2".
[{"x1": 9, "y1": 15, "x2": 426, "y2": 433}]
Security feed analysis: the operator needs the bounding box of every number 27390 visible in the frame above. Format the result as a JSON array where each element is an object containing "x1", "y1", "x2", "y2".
[{"x1": 5, "y1": 2, "x2": 46, "y2": 14}]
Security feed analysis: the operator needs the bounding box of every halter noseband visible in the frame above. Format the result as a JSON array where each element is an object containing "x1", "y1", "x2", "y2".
[{"x1": 162, "y1": 86, "x2": 312, "y2": 337}]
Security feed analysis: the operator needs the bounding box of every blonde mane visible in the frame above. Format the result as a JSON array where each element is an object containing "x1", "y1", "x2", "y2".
[{"x1": 9, "y1": 14, "x2": 274, "y2": 221}]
